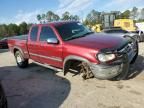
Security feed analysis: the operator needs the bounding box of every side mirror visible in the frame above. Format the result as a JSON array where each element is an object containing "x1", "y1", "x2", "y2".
[{"x1": 47, "y1": 38, "x2": 59, "y2": 44}]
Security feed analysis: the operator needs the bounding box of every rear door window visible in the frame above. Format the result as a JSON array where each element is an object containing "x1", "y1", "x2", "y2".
[{"x1": 30, "y1": 26, "x2": 38, "y2": 41}]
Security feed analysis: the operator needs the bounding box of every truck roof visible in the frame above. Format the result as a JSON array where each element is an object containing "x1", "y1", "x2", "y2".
[{"x1": 32, "y1": 21, "x2": 79, "y2": 27}]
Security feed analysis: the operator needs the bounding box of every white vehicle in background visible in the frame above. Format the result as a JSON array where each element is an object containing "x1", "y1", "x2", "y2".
[
  {"x1": 136, "y1": 22, "x2": 144, "y2": 32},
  {"x1": 135, "y1": 22, "x2": 144, "y2": 42},
  {"x1": 132, "y1": 30, "x2": 144, "y2": 42}
]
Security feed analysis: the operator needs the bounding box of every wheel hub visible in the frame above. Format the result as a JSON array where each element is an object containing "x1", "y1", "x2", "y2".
[{"x1": 17, "y1": 55, "x2": 22, "y2": 63}]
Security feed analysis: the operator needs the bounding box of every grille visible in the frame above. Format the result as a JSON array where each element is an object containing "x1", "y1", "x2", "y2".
[{"x1": 119, "y1": 43, "x2": 132, "y2": 53}]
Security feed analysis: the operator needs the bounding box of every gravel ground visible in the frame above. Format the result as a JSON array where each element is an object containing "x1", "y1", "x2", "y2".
[{"x1": 0, "y1": 43, "x2": 144, "y2": 108}]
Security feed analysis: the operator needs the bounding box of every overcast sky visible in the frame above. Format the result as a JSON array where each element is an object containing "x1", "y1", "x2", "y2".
[{"x1": 0, "y1": 0, "x2": 143, "y2": 24}]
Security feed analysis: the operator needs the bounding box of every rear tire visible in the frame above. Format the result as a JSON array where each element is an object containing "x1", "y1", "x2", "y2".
[{"x1": 14, "y1": 51, "x2": 28, "y2": 68}]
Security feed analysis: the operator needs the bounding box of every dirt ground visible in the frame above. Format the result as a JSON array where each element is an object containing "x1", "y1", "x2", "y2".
[{"x1": 0, "y1": 43, "x2": 144, "y2": 108}]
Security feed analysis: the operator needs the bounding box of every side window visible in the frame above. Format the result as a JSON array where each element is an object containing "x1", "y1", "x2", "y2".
[
  {"x1": 30, "y1": 26, "x2": 38, "y2": 41},
  {"x1": 40, "y1": 26, "x2": 57, "y2": 41}
]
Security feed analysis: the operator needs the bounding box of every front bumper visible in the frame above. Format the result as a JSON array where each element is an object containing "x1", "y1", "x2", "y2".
[
  {"x1": 90, "y1": 38, "x2": 138, "y2": 80},
  {"x1": 90, "y1": 54, "x2": 129, "y2": 79}
]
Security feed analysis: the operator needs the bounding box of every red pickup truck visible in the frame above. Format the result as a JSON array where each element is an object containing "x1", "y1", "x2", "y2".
[{"x1": 8, "y1": 21, "x2": 138, "y2": 80}]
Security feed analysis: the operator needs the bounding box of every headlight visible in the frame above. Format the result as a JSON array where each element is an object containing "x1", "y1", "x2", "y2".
[{"x1": 97, "y1": 53, "x2": 116, "y2": 62}]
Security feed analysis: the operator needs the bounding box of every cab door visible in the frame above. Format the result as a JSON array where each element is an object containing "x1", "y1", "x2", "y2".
[
  {"x1": 38, "y1": 25, "x2": 63, "y2": 68},
  {"x1": 27, "y1": 26, "x2": 41, "y2": 62}
]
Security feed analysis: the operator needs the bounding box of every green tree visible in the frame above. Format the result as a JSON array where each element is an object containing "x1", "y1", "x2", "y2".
[
  {"x1": 62, "y1": 12, "x2": 71, "y2": 21},
  {"x1": 0, "y1": 24, "x2": 8, "y2": 37},
  {"x1": 85, "y1": 10, "x2": 101, "y2": 26},
  {"x1": 7, "y1": 24, "x2": 19, "y2": 36},
  {"x1": 37, "y1": 14, "x2": 42, "y2": 23},
  {"x1": 0, "y1": 22, "x2": 30, "y2": 37},
  {"x1": 131, "y1": 7, "x2": 138, "y2": 20},
  {"x1": 46, "y1": 11, "x2": 60, "y2": 22},
  {"x1": 46, "y1": 11, "x2": 54, "y2": 22},
  {"x1": 70, "y1": 15, "x2": 80, "y2": 21},
  {"x1": 53, "y1": 14, "x2": 60, "y2": 21},
  {"x1": 19, "y1": 22, "x2": 28, "y2": 35},
  {"x1": 61, "y1": 11, "x2": 79, "y2": 21},
  {"x1": 41, "y1": 14, "x2": 46, "y2": 23},
  {"x1": 120, "y1": 10, "x2": 130, "y2": 19}
]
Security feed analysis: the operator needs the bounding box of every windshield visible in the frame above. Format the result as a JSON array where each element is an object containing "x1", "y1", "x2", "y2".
[{"x1": 55, "y1": 22, "x2": 93, "y2": 41}]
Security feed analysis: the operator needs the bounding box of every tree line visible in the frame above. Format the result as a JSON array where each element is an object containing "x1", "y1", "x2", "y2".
[
  {"x1": 84, "y1": 7, "x2": 144, "y2": 26},
  {"x1": 0, "y1": 7, "x2": 144, "y2": 39},
  {"x1": 37, "y1": 11, "x2": 80, "y2": 23},
  {"x1": 0, "y1": 22, "x2": 32, "y2": 38}
]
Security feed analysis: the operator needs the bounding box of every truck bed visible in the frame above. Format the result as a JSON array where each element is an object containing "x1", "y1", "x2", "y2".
[
  {"x1": 8, "y1": 35, "x2": 29, "y2": 59},
  {"x1": 9, "y1": 35, "x2": 28, "y2": 40}
]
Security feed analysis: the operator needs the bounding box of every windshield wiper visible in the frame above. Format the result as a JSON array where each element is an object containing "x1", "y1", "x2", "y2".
[
  {"x1": 82, "y1": 32, "x2": 94, "y2": 36},
  {"x1": 65, "y1": 35, "x2": 82, "y2": 41},
  {"x1": 65, "y1": 32, "x2": 94, "y2": 41}
]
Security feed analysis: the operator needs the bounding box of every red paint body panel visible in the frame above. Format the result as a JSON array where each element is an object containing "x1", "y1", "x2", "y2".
[
  {"x1": 8, "y1": 39, "x2": 29, "y2": 58},
  {"x1": 8, "y1": 21, "x2": 125, "y2": 69}
]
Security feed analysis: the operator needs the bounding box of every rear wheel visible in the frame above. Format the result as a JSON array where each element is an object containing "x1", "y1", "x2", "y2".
[{"x1": 14, "y1": 51, "x2": 28, "y2": 68}]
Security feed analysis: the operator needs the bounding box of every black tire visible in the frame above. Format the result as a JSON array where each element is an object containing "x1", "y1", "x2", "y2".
[{"x1": 14, "y1": 51, "x2": 28, "y2": 68}]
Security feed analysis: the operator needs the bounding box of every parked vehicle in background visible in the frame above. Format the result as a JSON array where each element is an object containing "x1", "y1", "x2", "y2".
[
  {"x1": 0, "y1": 38, "x2": 8, "y2": 49},
  {"x1": 135, "y1": 22, "x2": 144, "y2": 32},
  {"x1": 114, "y1": 19, "x2": 136, "y2": 31},
  {"x1": 102, "y1": 27, "x2": 139, "y2": 41},
  {"x1": 90, "y1": 19, "x2": 136, "y2": 33},
  {"x1": 131, "y1": 30, "x2": 144, "y2": 42},
  {"x1": 8, "y1": 21, "x2": 138, "y2": 81},
  {"x1": 0, "y1": 82, "x2": 7, "y2": 108},
  {"x1": 135, "y1": 22, "x2": 144, "y2": 42}
]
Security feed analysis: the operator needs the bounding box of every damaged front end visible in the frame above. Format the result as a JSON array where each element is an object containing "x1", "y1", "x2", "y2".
[{"x1": 90, "y1": 37, "x2": 138, "y2": 80}]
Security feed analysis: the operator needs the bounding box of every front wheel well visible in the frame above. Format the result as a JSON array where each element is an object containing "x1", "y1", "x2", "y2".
[
  {"x1": 63, "y1": 59, "x2": 94, "y2": 79},
  {"x1": 13, "y1": 48, "x2": 19, "y2": 54},
  {"x1": 64, "y1": 59, "x2": 82, "y2": 74}
]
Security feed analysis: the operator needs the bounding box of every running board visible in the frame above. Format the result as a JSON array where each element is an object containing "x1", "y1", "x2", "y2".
[{"x1": 33, "y1": 61, "x2": 62, "y2": 72}]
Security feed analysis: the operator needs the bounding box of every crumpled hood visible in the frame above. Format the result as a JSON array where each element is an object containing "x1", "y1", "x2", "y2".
[{"x1": 65, "y1": 33, "x2": 128, "y2": 51}]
